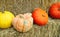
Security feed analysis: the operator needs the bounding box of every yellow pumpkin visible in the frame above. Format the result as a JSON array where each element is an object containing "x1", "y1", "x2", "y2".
[
  {"x1": 12, "y1": 13, "x2": 33, "y2": 32},
  {"x1": 0, "y1": 11, "x2": 14, "y2": 28}
]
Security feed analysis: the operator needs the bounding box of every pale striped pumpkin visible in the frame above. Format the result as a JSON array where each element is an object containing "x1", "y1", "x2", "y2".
[{"x1": 12, "y1": 13, "x2": 33, "y2": 32}]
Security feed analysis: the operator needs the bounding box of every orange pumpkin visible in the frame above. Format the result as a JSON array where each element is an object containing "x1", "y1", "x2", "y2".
[
  {"x1": 32, "y1": 8, "x2": 48, "y2": 26},
  {"x1": 12, "y1": 13, "x2": 33, "y2": 32}
]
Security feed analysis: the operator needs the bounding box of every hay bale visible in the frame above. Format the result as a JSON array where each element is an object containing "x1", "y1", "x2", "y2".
[{"x1": 0, "y1": 0, "x2": 60, "y2": 37}]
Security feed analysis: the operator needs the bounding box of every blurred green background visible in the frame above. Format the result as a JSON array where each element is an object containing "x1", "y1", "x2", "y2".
[{"x1": 0, "y1": 0, "x2": 60, "y2": 37}]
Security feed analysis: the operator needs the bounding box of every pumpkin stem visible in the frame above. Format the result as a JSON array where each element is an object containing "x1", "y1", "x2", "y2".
[
  {"x1": 19, "y1": 15, "x2": 24, "y2": 18},
  {"x1": 42, "y1": 14, "x2": 45, "y2": 17},
  {"x1": 58, "y1": 8, "x2": 60, "y2": 11}
]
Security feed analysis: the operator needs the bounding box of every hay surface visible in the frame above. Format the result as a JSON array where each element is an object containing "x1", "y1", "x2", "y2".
[{"x1": 0, "y1": 0, "x2": 60, "y2": 37}]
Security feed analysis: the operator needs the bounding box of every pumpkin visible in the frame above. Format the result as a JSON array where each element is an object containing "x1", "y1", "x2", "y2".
[
  {"x1": 49, "y1": 2, "x2": 60, "y2": 19},
  {"x1": 32, "y1": 8, "x2": 48, "y2": 26},
  {"x1": 0, "y1": 11, "x2": 14, "y2": 28},
  {"x1": 12, "y1": 13, "x2": 33, "y2": 32}
]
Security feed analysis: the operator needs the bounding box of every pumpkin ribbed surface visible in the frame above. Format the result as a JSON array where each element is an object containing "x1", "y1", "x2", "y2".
[{"x1": 12, "y1": 13, "x2": 33, "y2": 32}]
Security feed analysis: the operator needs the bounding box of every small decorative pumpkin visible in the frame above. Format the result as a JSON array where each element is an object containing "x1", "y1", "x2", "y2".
[
  {"x1": 32, "y1": 8, "x2": 48, "y2": 26},
  {"x1": 12, "y1": 13, "x2": 33, "y2": 32}
]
